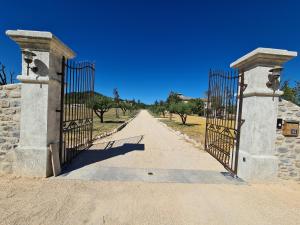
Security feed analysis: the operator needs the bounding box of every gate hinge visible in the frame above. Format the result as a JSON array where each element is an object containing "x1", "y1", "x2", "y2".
[
  {"x1": 57, "y1": 72, "x2": 63, "y2": 76},
  {"x1": 241, "y1": 119, "x2": 245, "y2": 126},
  {"x1": 240, "y1": 83, "x2": 248, "y2": 92},
  {"x1": 56, "y1": 109, "x2": 62, "y2": 112}
]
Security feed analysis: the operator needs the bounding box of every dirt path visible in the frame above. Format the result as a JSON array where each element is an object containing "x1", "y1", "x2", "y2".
[{"x1": 1, "y1": 110, "x2": 300, "y2": 225}]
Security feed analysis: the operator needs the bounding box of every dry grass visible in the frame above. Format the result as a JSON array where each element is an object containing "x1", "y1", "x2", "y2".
[
  {"x1": 93, "y1": 108, "x2": 136, "y2": 138},
  {"x1": 158, "y1": 113, "x2": 206, "y2": 144}
]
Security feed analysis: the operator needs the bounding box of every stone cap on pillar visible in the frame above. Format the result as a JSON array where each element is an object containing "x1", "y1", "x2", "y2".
[
  {"x1": 6, "y1": 30, "x2": 75, "y2": 83},
  {"x1": 6, "y1": 29, "x2": 75, "y2": 59},
  {"x1": 230, "y1": 48, "x2": 297, "y2": 71}
]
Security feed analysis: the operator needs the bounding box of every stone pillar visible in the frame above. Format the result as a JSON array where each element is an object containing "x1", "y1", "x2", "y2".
[
  {"x1": 6, "y1": 30, "x2": 75, "y2": 177},
  {"x1": 230, "y1": 48, "x2": 297, "y2": 181}
]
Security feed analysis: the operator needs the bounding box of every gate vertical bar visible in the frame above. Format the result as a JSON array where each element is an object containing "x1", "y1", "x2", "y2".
[
  {"x1": 59, "y1": 56, "x2": 65, "y2": 165},
  {"x1": 234, "y1": 71, "x2": 244, "y2": 174}
]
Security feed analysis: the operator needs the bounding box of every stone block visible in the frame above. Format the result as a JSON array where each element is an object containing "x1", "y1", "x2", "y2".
[
  {"x1": 0, "y1": 144, "x2": 12, "y2": 151},
  {"x1": 277, "y1": 135, "x2": 284, "y2": 140},
  {"x1": 277, "y1": 147, "x2": 289, "y2": 153},
  {"x1": 9, "y1": 100, "x2": 20, "y2": 107},
  {"x1": 8, "y1": 91, "x2": 21, "y2": 98},
  {"x1": 0, "y1": 92, "x2": 7, "y2": 99},
  {"x1": 289, "y1": 172, "x2": 298, "y2": 177},
  {"x1": 285, "y1": 138, "x2": 294, "y2": 143},
  {"x1": 0, "y1": 115, "x2": 12, "y2": 121},
  {"x1": 3, "y1": 108, "x2": 16, "y2": 115},
  {"x1": 279, "y1": 107, "x2": 287, "y2": 112},
  {"x1": 8, "y1": 131, "x2": 20, "y2": 138},
  {"x1": 296, "y1": 112, "x2": 300, "y2": 117},
  {"x1": 280, "y1": 158, "x2": 289, "y2": 163},
  {"x1": 13, "y1": 114, "x2": 20, "y2": 122},
  {"x1": 0, "y1": 100, "x2": 10, "y2": 108},
  {"x1": 4, "y1": 84, "x2": 19, "y2": 90},
  {"x1": 5, "y1": 137, "x2": 19, "y2": 145}
]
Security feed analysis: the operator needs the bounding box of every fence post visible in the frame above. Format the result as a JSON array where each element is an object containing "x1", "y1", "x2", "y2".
[
  {"x1": 6, "y1": 30, "x2": 75, "y2": 177},
  {"x1": 231, "y1": 48, "x2": 297, "y2": 181}
]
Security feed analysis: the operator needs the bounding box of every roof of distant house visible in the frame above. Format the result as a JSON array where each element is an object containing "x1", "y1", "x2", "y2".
[
  {"x1": 177, "y1": 93, "x2": 193, "y2": 101},
  {"x1": 172, "y1": 92, "x2": 208, "y2": 102}
]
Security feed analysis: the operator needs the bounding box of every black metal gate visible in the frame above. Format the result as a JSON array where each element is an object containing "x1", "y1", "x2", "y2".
[
  {"x1": 58, "y1": 57, "x2": 95, "y2": 166},
  {"x1": 205, "y1": 70, "x2": 245, "y2": 175}
]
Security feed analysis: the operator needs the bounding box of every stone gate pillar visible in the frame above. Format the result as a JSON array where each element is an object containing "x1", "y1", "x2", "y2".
[
  {"x1": 6, "y1": 30, "x2": 75, "y2": 177},
  {"x1": 231, "y1": 48, "x2": 297, "y2": 181}
]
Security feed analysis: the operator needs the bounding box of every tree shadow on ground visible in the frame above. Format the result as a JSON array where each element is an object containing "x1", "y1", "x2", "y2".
[
  {"x1": 104, "y1": 120, "x2": 125, "y2": 123},
  {"x1": 61, "y1": 135, "x2": 144, "y2": 174},
  {"x1": 173, "y1": 122, "x2": 199, "y2": 127}
]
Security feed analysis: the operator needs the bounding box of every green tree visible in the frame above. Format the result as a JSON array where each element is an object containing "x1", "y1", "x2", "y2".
[
  {"x1": 151, "y1": 100, "x2": 166, "y2": 117},
  {"x1": 88, "y1": 96, "x2": 114, "y2": 123},
  {"x1": 166, "y1": 91, "x2": 181, "y2": 120},
  {"x1": 168, "y1": 101, "x2": 195, "y2": 125},
  {"x1": 281, "y1": 81, "x2": 296, "y2": 103},
  {"x1": 166, "y1": 91, "x2": 181, "y2": 104},
  {"x1": 158, "y1": 100, "x2": 166, "y2": 117},
  {"x1": 113, "y1": 88, "x2": 120, "y2": 118},
  {"x1": 190, "y1": 98, "x2": 204, "y2": 116},
  {"x1": 295, "y1": 81, "x2": 300, "y2": 105},
  {"x1": 119, "y1": 101, "x2": 131, "y2": 116}
]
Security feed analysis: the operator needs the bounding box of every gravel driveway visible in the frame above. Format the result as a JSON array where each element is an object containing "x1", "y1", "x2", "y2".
[{"x1": 60, "y1": 109, "x2": 227, "y2": 182}]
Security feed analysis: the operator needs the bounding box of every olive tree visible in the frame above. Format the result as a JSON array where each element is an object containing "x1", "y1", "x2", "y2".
[
  {"x1": 88, "y1": 95, "x2": 114, "y2": 123},
  {"x1": 119, "y1": 101, "x2": 131, "y2": 116},
  {"x1": 168, "y1": 101, "x2": 195, "y2": 125}
]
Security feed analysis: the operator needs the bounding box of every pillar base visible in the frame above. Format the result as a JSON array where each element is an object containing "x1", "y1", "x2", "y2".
[
  {"x1": 13, "y1": 146, "x2": 52, "y2": 177},
  {"x1": 237, "y1": 150, "x2": 278, "y2": 181}
]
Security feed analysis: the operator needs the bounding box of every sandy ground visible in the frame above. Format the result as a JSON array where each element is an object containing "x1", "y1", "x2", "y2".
[
  {"x1": 0, "y1": 110, "x2": 300, "y2": 225},
  {"x1": 1, "y1": 176, "x2": 300, "y2": 225}
]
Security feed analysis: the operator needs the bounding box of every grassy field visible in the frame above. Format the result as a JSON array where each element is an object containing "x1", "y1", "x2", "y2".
[
  {"x1": 157, "y1": 112, "x2": 206, "y2": 144},
  {"x1": 93, "y1": 108, "x2": 137, "y2": 138}
]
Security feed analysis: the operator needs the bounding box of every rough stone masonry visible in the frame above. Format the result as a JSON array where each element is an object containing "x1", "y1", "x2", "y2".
[
  {"x1": 276, "y1": 99, "x2": 300, "y2": 181},
  {"x1": 0, "y1": 84, "x2": 21, "y2": 174}
]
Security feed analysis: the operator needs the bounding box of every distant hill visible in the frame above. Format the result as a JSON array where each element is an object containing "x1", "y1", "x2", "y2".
[
  {"x1": 64, "y1": 91, "x2": 148, "y2": 108},
  {"x1": 65, "y1": 91, "x2": 111, "y2": 103},
  {"x1": 94, "y1": 91, "x2": 112, "y2": 99}
]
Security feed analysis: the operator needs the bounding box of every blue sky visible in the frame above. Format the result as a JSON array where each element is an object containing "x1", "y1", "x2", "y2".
[{"x1": 1, "y1": 0, "x2": 300, "y2": 104}]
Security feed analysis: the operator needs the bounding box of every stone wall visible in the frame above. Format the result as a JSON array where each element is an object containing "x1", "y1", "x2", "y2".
[
  {"x1": 0, "y1": 84, "x2": 21, "y2": 174},
  {"x1": 276, "y1": 99, "x2": 300, "y2": 181}
]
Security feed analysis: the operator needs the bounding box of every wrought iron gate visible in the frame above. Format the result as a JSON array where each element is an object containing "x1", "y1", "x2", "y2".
[
  {"x1": 59, "y1": 57, "x2": 95, "y2": 166},
  {"x1": 205, "y1": 70, "x2": 245, "y2": 175}
]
